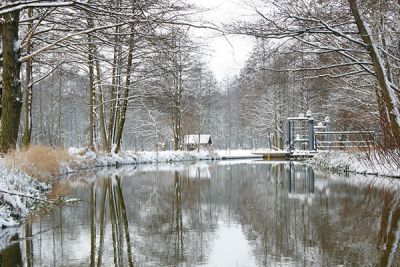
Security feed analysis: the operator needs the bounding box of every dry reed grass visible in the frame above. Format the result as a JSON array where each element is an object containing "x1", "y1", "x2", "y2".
[
  {"x1": 47, "y1": 182, "x2": 71, "y2": 199},
  {"x1": 5, "y1": 145, "x2": 72, "y2": 181}
]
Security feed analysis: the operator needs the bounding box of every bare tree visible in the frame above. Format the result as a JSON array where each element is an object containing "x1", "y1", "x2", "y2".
[{"x1": 231, "y1": 0, "x2": 400, "y2": 148}]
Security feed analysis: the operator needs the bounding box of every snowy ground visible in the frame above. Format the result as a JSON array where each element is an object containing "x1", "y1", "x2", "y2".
[
  {"x1": 0, "y1": 158, "x2": 50, "y2": 229},
  {"x1": 311, "y1": 151, "x2": 400, "y2": 178}
]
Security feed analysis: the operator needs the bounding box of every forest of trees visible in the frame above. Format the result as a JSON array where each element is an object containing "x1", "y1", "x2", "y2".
[{"x1": 0, "y1": 0, "x2": 399, "y2": 153}]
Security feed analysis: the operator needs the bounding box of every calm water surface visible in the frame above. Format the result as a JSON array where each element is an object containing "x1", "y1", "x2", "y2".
[{"x1": 1, "y1": 161, "x2": 400, "y2": 266}]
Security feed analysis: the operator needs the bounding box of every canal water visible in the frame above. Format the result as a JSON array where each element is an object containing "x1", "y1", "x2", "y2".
[{"x1": 1, "y1": 161, "x2": 400, "y2": 266}]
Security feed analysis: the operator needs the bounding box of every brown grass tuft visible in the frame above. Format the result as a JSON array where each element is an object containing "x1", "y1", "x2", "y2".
[{"x1": 5, "y1": 145, "x2": 72, "y2": 181}]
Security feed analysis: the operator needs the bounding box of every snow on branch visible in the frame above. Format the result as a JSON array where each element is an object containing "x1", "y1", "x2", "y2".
[
  {"x1": 0, "y1": 1, "x2": 75, "y2": 16},
  {"x1": 304, "y1": 69, "x2": 371, "y2": 80},
  {"x1": 0, "y1": 188, "x2": 49, "y2": 203},
  {"x1": 28, "y1": 60, "x2": 65, "y2": 87},
  {"x1": 19, "y1": 21, "x2": 133, "y2": 62},
  {"x1": 260, "y1": 61, "x2": 373, "y2": 72}
]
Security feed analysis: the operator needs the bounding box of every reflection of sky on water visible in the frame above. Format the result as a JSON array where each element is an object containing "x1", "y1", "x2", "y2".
[
  {"x1": 1, "y1": 161, "x2": 399, "y2": 266},
  {"x1": 208, "y1": 222, "x2": 256, "y2": 267}
]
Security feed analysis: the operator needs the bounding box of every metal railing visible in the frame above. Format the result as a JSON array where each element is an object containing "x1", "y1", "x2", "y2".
[{"x1": 315, "y1": 131, "x2": 374, "y2": 150}]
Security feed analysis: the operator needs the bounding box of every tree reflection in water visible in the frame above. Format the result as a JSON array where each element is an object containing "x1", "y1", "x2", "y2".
[
  {"x1": 0, "y1": 234, "x2": 23, "y2": 267},
  {"x1": 375, "y1": 187, "x2": 400, "y2": 267},
  {"x1": 88, "y1": 175, "x2": 134, "y2": 267},
  {"x1": 1, "y1": 162, "x2": 399, "y2": 266},
  {"x1": 25, "y1": 217, "x2": 33, "y2": 267},
  {"x1": 172, "y1": 171, "x2": 184, "y2": 262}
]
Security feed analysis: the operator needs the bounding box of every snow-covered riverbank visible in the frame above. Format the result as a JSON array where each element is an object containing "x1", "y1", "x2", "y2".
[
  {"x1": 66, "y1": 148, "x2": 278, "y2": 173},
  {"x1": 311, "y1": 151, "x2": 400, "y2": 178},
  {"x1": 66, "y1": 148, "x2": 221, "y2": 172},
  {"x1": 0, "y1": 159, "x2": 50, "y2": 229}
]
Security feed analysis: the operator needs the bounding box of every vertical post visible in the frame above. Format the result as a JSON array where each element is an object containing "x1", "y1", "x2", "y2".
[
  {"x1": 327, "y1": 124, "x2": 331, "y2": 151},
  {"x1": 308, "y1": 118, "x2": 315, "y2": 151},
  {"x1": 324, "y1": 116, "x2": 331, "y2": 151},
  {"x1": 287, "y1": 162, "x2": 292, "y2": 193},
  {"x1": 308, "y1": 165, "x2": 315, "y2": 193},
  {"x1": 292, "y1": 121, "x2": 295, "y2": 150},
  {"x1": 198, "y1": 133, "x2": 200, "y2": 152},
  {"x1": 287, "y1": 120, "x2": 292, "y2": 152}
]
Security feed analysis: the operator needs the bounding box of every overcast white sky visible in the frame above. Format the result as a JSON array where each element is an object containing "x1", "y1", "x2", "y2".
[{"x1": 187, "y1": 0, "x2": 256, "y2": 82}]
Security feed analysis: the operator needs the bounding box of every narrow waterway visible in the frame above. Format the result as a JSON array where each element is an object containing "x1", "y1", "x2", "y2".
[{"x1": 1, "y1": 161, "x2": 400, "y2": 266}]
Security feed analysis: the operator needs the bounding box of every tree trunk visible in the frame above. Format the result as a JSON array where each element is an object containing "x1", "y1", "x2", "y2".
[
  {"x1": 173, "y1": 101, "x2": 182, "y2": 150},
  {"x1": 114, "y1": 31, "x2": 134, "y2": 154},
  {"x1": 348, "y1": 0, "x2": 400, "y2": 147},
  {"x1": 375, "y1": 84, "x2": 394, "y2": 147},
  {"x1": 107, "y1": 24, "x2": 121, "y2": 152},
  {"x1": 107, "y1": 51, "x2": 117, "y2": 152},
  {"x1": 22, "y1": 8, "x2": 33, "y2": 148},
  {"x1": 0, "y1": 10, "x2": 22, "y2": 152},
  {"x1": 57, "y1": 69, "x2": 62, "y2": 146},
  {"x1": 173, "y1": 66, "x2": 183, "y2": 151},
  {"x1": 95, "y1": 57, "x2": 108, "y2": 151},
  {"x1": 87, "y1": 11, "x2": 95, "y2": 150},
  {"x1": 22, "y1": 58, "x2": 32, "y2": 148}
]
